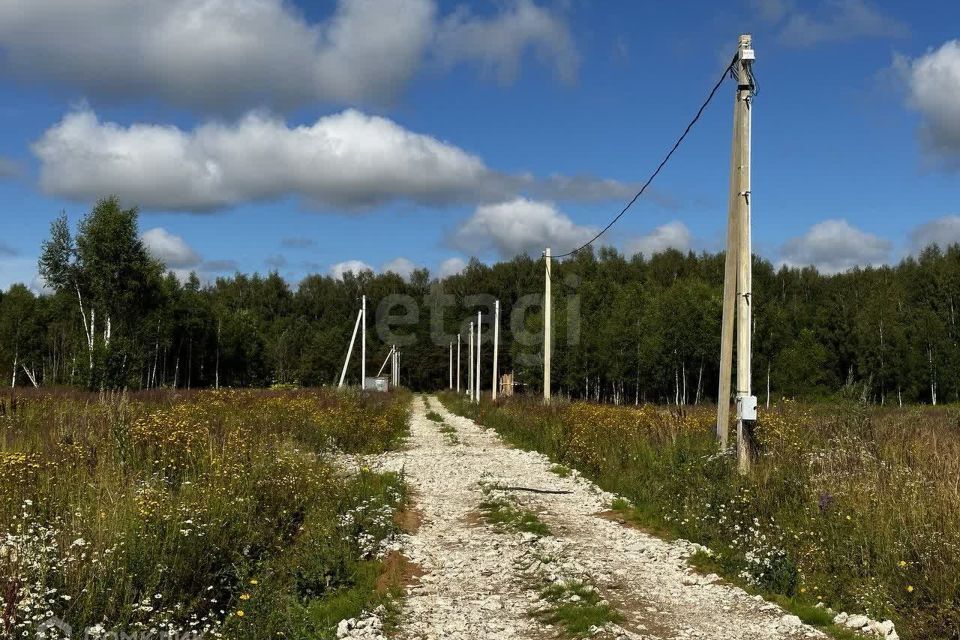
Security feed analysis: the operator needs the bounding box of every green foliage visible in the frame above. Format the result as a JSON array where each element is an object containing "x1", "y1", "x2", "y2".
[
  {"x1": 11, "y1": 214, "x2": 960, "y2": 402},
  {"x1": 478, "y1": 496, "x2": 551, "y2": 537},
  {"x1": 425, "y1": 410, "x2": 443, "y2": 422}
]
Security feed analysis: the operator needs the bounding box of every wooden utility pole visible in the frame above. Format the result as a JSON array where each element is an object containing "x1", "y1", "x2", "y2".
[
  {"x1": 475, "y1": 310, "x2": 482, "y2": 403},
  {"x1": 544, "y1": 247, "x2": 552, "y2": 402},
  {"x1": 492, "y1": 300, "x2": 500, "y2": 401},
  {"x1": 457, "y1": 333, "x2": 461, "y2": 393},
  {"x1": 717, "y1": 34, "x2": 757, "y2": 473},
  {"x1": 361, "y1": 295, "x2": 367, "y2": 390}
]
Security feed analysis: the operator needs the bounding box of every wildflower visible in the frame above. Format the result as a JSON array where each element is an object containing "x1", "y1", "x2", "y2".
[
  {"x1": 235, "y1": 610, "x2": 245, "y2": 617},
  {"x1": 898, "y1": 560, "x2": 907, "y2": 568},
  {"x1": 906, "y1": 585, "x2": 914, "y2": 593},
  {"x1": 249, "y1": 579, "x2": 258, "y2": 585},
  {"x1": 240, "y1": 594, "x2": 250, "y2": 601}
]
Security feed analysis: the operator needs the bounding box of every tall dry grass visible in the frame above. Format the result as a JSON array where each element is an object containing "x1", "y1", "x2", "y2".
[{"x1": 1, "y1": 388, "x2": 410, "y2": 639}]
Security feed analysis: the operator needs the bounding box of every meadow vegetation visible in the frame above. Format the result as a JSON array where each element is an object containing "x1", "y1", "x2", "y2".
[
  {"x1": 0, "y1": 388, "x2": 410, "y2": 639},
  {"x1": 440, "y1": 392, "x2": 960, "y2": 640}
]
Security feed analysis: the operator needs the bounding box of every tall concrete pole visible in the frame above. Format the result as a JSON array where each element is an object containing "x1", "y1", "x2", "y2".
[
  {"x1": 361, "y1": 295, "x2": 367, "y2": 390},
  {"x1": 544, "y1": 248, "x2": 552, "y2": 402},
  {"x1": 457, "y1": 333, "x2": 461, "y2": 393},
  {"x1": 468, "y1": 322, "x2": 474, "y2": 402},
  {"x1": 449, "y1": 342, "x2": 453, "y2": 389},
  {"x1": 735, "y1": 34, "x2": 756, "y2": 474},
  {"x1": 492, "y1": 300, "x2": 500, "y2": 401},
  {"x1": 716, "y1": 64, "x2": 742, "y2": 447},
  {"x1": 476, "y1": 310, "x2": 481, "y2": 403}
]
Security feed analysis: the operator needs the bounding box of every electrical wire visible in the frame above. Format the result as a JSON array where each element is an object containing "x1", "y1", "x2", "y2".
[{"x1": 552, "y1": 54, "x2": 740, "y2": 259}]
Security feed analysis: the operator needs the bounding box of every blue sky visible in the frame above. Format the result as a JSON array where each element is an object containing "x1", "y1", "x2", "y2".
[{"x1": 0, "y1": 0, "x2": 958, "y2": 290}]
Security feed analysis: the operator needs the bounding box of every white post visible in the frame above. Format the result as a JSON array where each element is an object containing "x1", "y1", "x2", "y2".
[
  {"x1": 457, "y1": 333, "x2": 461, "y2": 393},
  {"x1": 449, "y1": 342, "x2": 453, "y2": 389},
  {"x1": 396, "y1": 351, "x2": 400, "y2": 387},
  {"x1": 544, "y1": 248, "x2": 552, "y2": 402},
  {"x1": 475, "y1": 310, "x2": 482, "y2": 403},
  {"x1": 361, "y1": 295, "x2": 367, "y2": 390},
  {"x1": 468, "y1": 322, "x2": 474, "y2": 402},
  {"x1": 377, "y1": 346, "x2": 394, "y2": 377},
  {"x1": 393, "y1": 346, "x2": 397, "y2": 387},
  {"x1": 492, "y1": 300, "x2": 500, "y2": 401},
  {"x1": 339, "y1": 308, "x2": 363, "y2": 388}
]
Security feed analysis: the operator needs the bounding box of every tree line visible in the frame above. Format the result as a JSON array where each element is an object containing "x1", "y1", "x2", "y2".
[{"x1": 3, "y1": 197, "x2": 959, "y2": 405}]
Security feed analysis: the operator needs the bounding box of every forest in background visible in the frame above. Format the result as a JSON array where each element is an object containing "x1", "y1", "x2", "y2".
[{"x1": 3, "y1": 197, "x2": 959, "y2": 405}]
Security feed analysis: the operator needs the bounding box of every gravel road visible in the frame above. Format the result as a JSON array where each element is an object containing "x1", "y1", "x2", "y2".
[{"x1": 339, "y1": 396, "x2": 824, "y2": 640}]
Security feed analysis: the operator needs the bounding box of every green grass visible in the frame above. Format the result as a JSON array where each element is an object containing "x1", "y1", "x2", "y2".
[
  {"x1": 535, "y1": 580, "x2": 620, "y2": 636},
  {"x1": 425, "y1": 410, "x2": 444, "y2": 422},
  {"x1": 550, "y1": 464, "x2": 572, "y2": 478},
  {"x1": 478, "y1": 496, "x2": 551, "y2": 537}
]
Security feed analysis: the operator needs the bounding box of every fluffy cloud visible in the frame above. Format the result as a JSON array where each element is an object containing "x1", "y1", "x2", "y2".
[
  {"x1": 910, "y1": 215, "x2": 960, "y2": 253},
  {"x1": 452, "y1": 198, "x2": 596, "y2": 258},
  {"x1": 438, "y1": 257, "x2": 467, "y2": 278},
  {"x1": 141, "y1": 227, "x2": 201, "y2": 268},
  {"x1": 435, "y1": 0, "x2": 578, "y2": 84},
  {"x1": 624, "y1": 221, "x2": 692, "y2": 258},
  {"x1": 0, "y1": 0, "x2": 575, "y2": 111},
  {"x1": 331, "y1": 259, "x2": 375, "y2": 280},
  {"x1": 750, "y1": 0, "x2": 906, "y2": 47},
  {"x1": 780, "y1": 219, "x2": 891, "y2": 274},
  {"x1": 381, "y1": 257, "x2": 417, "y2": 279},
  {"x1": 32, "y1": 108, "x2": 632, "y2": 211},
  {"x1": 896, "y1": 40, "x2": 960, "y2": 168}
]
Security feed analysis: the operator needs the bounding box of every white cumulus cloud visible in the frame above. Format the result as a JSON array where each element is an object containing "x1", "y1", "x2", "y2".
[
  {"x1": 438, "y1": 257, "x2": 467, "y2": 278},
  {"x1": 32, "y1": 108, "x2": 633, "y2": 212},
  {"x1": 331, "y1": 259, "x2": 375, "y2": 280},
  {"x1": 780, "y1": 219, "x2": 891, "y2": 274},
  {"x1": 435, "y1": 0, "x2": 578, "y2": 84},
  {"x1": 0, "y1": 0, "x2": 575, "y2": 111},
  {"x1": 910, "y1": 215, "x2": 960, "y2": 253},
  {"x1": 451, "y1": 198, "x2": 596, "y2": 258},
  {"x1": 624, "y1": 221, "x2": 692, "y2": 258},
  {"x1": 381, "y1": 257, "x2": 417, "y2": 279},
  {"x1": 141, "y1": 227, "x2": 202, "y2": 268},
  {"x1": 896, "y1": 40, "x2": 960, "y2": 168}
]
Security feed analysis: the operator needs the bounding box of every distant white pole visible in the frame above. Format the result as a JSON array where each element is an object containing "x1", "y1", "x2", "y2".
[
  {"x1": 449, "y1": 342, "x2": 453, "y2": 389},
  {"x1": 361, "y1": 295, "x2": 367, "y2": 390},
  {"x1": 393, "y1": 346, "x2": 397, "y2": 387},
  {"x1": 396, "y1": 351, "x2": 400, "y2": 387},
  {"x1": 544, "y1": 247, "x2": 552, "y2": 402},
  {"x1": 492, "y1": 300, "x2": 500, "y2": 401},
  {"x1": 468, "y1": 322, "x2": 474, "y2": 402},
  {"x1": 339, "y1": 308, "x2": 363, "y2": 388},
  {"x1": 475, "y1": 310, "x2": 481, "y2": 403},
  {"x1": 377, "y1": 346, "x2": 394, "y2": 377},
  {"x1": 457, "y1": 333, "x2": 461, "y2": 393}
]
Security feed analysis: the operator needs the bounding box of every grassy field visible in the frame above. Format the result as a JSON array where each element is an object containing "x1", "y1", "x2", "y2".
[
  {"x1": 439, "y1": 392, "x2": 960, "y2": 640},
  {"x1": 1, "y1": 388, "x2": 410, "y2": 639}
]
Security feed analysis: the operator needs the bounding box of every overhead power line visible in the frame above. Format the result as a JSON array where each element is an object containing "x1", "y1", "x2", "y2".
[{"x1": 553, "y1": 54, "x2": 740, "y2": 259}]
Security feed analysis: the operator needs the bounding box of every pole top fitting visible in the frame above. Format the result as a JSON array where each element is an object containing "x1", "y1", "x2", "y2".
[{"x1": 739, "y1": 34, "x2": 752, "y2": 46}]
